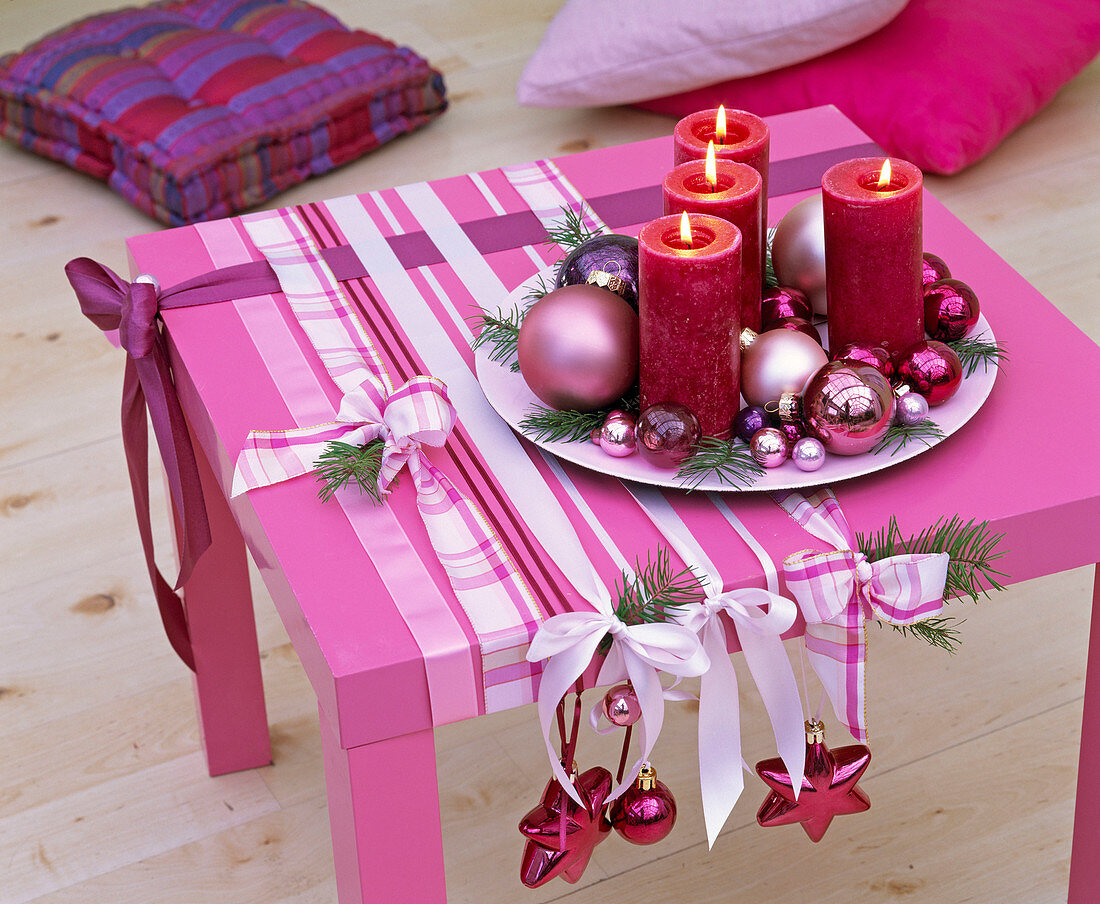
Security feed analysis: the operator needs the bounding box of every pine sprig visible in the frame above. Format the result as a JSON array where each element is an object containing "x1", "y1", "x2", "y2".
[
  {"x1": 948, "y1": 332, "x2": 1009, "y2": 377},
  {"x1": 519, "y1": 404, "x2": 608, "y2": 443},
  {"x1": 675, "y1": 436, "x2": 764, "y2": 490},
  {"x1": 543, "y1": 204, "x2": 604, "y2": 253},
  {"x1": 522, "y1": 271, "x2": 554, "y2": 305},
  {"x1": 764, "y1": 225, "x2": 779, "y2": 289},
  {"x1": 598, "y1": 547, "x2": 707, "y2": 654},
  {"x1": 468, "y1": 302, "x2": 528, "y2": 372},
  {"x1": 871, "y1": 419, "x2": 946, "y2": 456},
  {"x1": 887, "y1": 616, "x2": 966, "y2": 653},
  {"x1": 314, "y1": 439, "x2": 386, "y2": 504}
]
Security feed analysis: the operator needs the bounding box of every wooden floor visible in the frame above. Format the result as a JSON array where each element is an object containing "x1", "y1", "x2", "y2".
[{"x1": 1, "y1": 2, "x2": 1098, "y2": 902}]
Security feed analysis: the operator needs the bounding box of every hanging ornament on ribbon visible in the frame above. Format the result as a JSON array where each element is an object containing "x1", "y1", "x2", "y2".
[
  {"x1": 774, "y1": 488, "x2": 949, "y2": 741},
  {"x1": 756, "y1": 719, "x2": 871, "y2": 842},
  {"x1": 609, "y1": 763, "x2": 678, "y2": 845}
]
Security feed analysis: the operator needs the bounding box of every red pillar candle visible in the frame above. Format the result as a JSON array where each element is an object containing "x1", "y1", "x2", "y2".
[
  {"x1": 822, "y1": 157, "x2": 924, "y2": 360},
  {"x1": 672, "y1": 106, "x2": 770, "y2": 241},
  {"x1": 638, "y1": 213, "x2": 742, "y2": 439},
  {"x1": 663, "y1": 157, "x2": 762, "y2": 332}
]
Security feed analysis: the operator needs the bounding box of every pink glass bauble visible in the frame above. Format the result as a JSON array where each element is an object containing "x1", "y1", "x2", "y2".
[
  {"x1": 831, "y1": 342, "x2": 896, "y2": 381},
  {"x1": 766, "y1": 316, "x2": 822, "y2": 345},
  {"x1": 762, "y1": 286, "x2": 813, "y2": 327},
  {"x1": 589, "y1": 427, "x2": 602, "y2": 445},
  {"x1": 741, "y1": 329, "x2": 829, "y2": 409},
  {"x1": 923, "y1": 278, "x2": 980, "y2": 342},
  {"x1": 602, "y1": 683, "x2": 641, "y2": 727},
  {"x1": 636, "y1": 402, "x2": 701, "y2": 469},
  {"x1": 517, "y1": 285, "x2": 639, "y2": 411},
  {"x1": 779, "y1": 421, "x2": 803, "y2": 455},
  {"x1": 802, "y1": 361, "x2": 895, "y2": 455},
  {"x1": 792, "y1": 436, "x2": 826, "y2": 471},
  {"x1": 895, "y1": 390, "x2": 930, "y2": 425},
  {"x1": 750, "y1": 427, "x2": 788, "y2": 468},
  {"x1": 897, "y1": 340, "x2": 963, "y2": 406},
  {"x1": 771, "y1": 195, "x2": 827, "y2": 315},
  {"x1": 609, "y1": 765, "x2": 677, "y2": 845},
  {"x1": 921, "y1": 251, "x2": 951, "y2": 287},
  {"x1": 599, "y1": 412, "x2": 637, "y2": 458}
]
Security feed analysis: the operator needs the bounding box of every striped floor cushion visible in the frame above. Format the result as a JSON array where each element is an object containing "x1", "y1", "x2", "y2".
[{"x1": 0, "y1": 0, "x2": 447, "y2": 225}]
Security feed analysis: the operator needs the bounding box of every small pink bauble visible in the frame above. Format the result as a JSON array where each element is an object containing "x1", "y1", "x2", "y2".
[
  {"x1": 609, "y1": 765, "x2": 677, "y2": 845},
  {"x1": 895, "y1": 391, "x2": 930, "y2": 425},
  {"x1": 779, "y1": 421, "x2": 803, "y2": 456},
  {"x1": 602, "y1": 683, "x2": 641, "y2": 727},
  {"x1": 922, "y1": 252, "x2": 952, "y2": 287},
  {"x1": 766, "y1": 316, "x2": 822, "y2": 345},
  {"x1": 831, "y1": 342, "x2": 895, "y2": 381},
  {"x1": 600, "y1": 412, "x2": 637, "y2": 457},
  {"x1": 636, "y1": 402, "x2": 701, "y2": 469},
  {"x1": 741, "y1": 328, "x2": 829, "y2": 409},
  {"x1": 750, "y1": 427, "x2": 788, "y2": 468},
  {"x1": 761, "y1": 286, "x2": 813, "y2": 328},
  {"x1": 897, "y1": 340, "x2": 963, "y2": 406},
  {"x1": 923, "y1": 278, "x2": 980, "y2": 342},
  {"x1": 792, "y1": 436, "x2": 826, "y2": 471},
  {"x1": 771, "y1": 195, "x2": 827, "y2": 315},
  {"x1": 802, "y1": 361, "x2": 895, "y2": 455},
  {"x1": 517, "y1": 284, "x2": 639, "y2": 411}
]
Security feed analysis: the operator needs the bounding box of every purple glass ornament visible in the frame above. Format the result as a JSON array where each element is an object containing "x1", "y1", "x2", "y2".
[
  {"x1": 602, "y1": 683, "x2": 641, "y2": 727},
  {"x1": 802, "y1": 361, "x2": 895, "y2": 455},
  {"x1": 732, "y1": 405, "x2": 771, "y2": 443},
  {"x1": 831, "y1": 342, "x2": 896, "y2": 381},
  {"x1": 609, "y1": 765, "x2": 677, "y2": 845},
  {"x1": 599, "y1": 412, "x2": 637, "y2": 457},
  {"x1": 897, "y1": 340, "x2": 963, "y2": 406},
  {"x1": 765, "y1": 316, "x2": 822, "y2": 345},
  {"x1": 761, "y1": 286, "x2": 813, "y2": 328},
  {"x1": 792, "y1": 436, "x2": 826, "y2": 471},
  {"x1": 636, "y1": 402, "x2": 701, "y2": 469},
  {"x1": 895, "y1": 391, "x2": 930, "y2": 426},
  {"x1": 556, "y1": 234, "x2": 640, "y2": 310},
  {"x1": 922, "y1": 252, "x2": 951, "y2": 287},
  {"x1": 750, "y1": 427, "x2": 788, "y2": 468},
  {"x1": 923, "y1": 278, "x2": 980, "y2": 342}
]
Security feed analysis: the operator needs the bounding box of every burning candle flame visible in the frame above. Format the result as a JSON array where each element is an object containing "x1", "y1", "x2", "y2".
[
  {"x1": 715, "y1": 105, "x2": 726, "y2": 144},
  {"x1": 680, "y1": 211, "x2": 692, "y2": 248},
  {"x1": 877, "y1": 158, "x2": 892, "y2": 189},
  {"x1": 705, "y1": 140, "x2": 717, "y2": 190}
]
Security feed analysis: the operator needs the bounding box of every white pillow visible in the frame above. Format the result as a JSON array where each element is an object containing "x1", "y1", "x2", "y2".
[{"x1": 517, "y1": 0, "x2": 908, "y2": 107}]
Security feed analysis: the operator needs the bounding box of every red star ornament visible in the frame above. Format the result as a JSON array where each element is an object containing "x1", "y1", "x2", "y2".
[
  {"x1": 519, "y1": 766, "x2": 613, "y2": 887},
  {"x1": 756, "y1": 719, "x2": 871, "y2": 842}
]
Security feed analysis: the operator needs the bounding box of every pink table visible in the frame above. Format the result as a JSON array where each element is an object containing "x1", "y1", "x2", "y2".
[{"x1": 122, "y1": 106, "x2": 1100, "y2": 902}]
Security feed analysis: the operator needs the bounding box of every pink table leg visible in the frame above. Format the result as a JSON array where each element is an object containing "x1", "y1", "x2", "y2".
[
  {"x1": 169, "y1": 426, "x2": 272, "y2": 777},
  {"x1": 1069, "y1": 563, "x2": 1100, "y2": 902},
  {"x1": 320, "y1": 706, "x2": 447, "y2": 903}
]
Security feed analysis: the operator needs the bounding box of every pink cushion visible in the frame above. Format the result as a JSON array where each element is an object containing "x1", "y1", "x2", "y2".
[{"x1": 636, "y1": 0, "x2": 1100, "y2": 174}]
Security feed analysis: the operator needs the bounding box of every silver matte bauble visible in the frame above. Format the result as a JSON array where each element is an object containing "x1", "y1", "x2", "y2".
[
  {"x1": 740, "y1": 328, "x2": 829, "y2": 409},
  {"x1": 771, "y1": 195, "x2": 827, "y2": 315}
]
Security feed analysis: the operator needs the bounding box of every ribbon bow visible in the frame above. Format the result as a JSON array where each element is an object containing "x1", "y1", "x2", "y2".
[
  {"x1": 527, "y1": 606, "x2": 709, "y2": 807},
  {"x1": 776, "y1": 489, "x2": 949, "y2": 741}
]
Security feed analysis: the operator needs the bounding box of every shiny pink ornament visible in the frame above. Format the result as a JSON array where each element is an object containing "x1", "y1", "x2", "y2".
[
  {"x1": 766, "y1": 316, "x2": 822, "y2": 345},
  {"x1": 609, "y1": 764, "x2": 677, "y2": 845},
  {"x1": 589, "y1": 427, "x2": 602, "y2": 445},
  {"x1": 519, "y1": 767, "x2": 614, "y2": 887},
  {"x1": 802, "y1": 360, "x2": 895, "y2": 455},
  {"x1": 791, "y1": 436, "x2": 826, "y2": 471},
  {"x1": 922, "y1": 251, "x2": 951, "y2": 287},
  {"x1": 635, "y1": 402, "x2": 701, "y2": 469},
  {"x1": 762, "y1": 286, "x2": 813, "y2": 327},
  {"x1": 756, "y1": 720, "x2": 871, "y2": 843},
  {"x1": 830, "y1": 341, "x2": 895, "y2": 381},
  {"x1": 599, "y1": 412, "x2": 637, "y2": 458},
  {"x1": 923, "y1": 278, "x2": 980, "y2": 342},
  {"x1": 602, "y1": 683, "x2": 641, "y2": 727},
  {"x1": 897, "y1": 340, "x2": 963, "y2": 406},
  {"x1": 779, "y1": 421, "x2": 803, "y2": 455},
  {"x1": 750, "y1": 427, "x2": 788, "y2": 468},
  {"x1": 517, "y1": 284, "x2": 639, "y2": 412}
]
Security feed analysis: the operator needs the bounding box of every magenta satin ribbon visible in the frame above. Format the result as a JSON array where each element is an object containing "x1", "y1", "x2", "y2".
[{"x1": 65, "y1": 257, "x2": 281, "y2": 669}]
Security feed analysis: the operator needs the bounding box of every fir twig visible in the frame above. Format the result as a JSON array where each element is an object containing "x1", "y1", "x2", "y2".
[
  {"x1": 764, "y1": 225, "x2": 779, "y2": 289},
  {"x1": 598, "y1": 548, "x2": 707, "y2": 655},
  {"x1": 890, "y1": 616, "x2": 966, "y2": 654},
  {"x1": 871, "y1": 419, "x2": 946, "y2": 456},
  {"x1": 522, "y1": 271, "x2": 554, "y2": 306},
  {"x1": 468, "y1": 302, "x2": 527, "y2": 372},
  {"x1": 543, "y1": 204, "x2": 604, "y2": 253},
  {"x1": 314, "y1": 439, "x2": 386, "y2": 504},
  {"x1": 948, "y1": 332, "x2": 1009, "y2": 378},
  {"x1": 675, "y1": 436, "x2": 764, "y2": 490},
  {"x1": 520, "y1": 404, "x2": 608, "y2": 444}
]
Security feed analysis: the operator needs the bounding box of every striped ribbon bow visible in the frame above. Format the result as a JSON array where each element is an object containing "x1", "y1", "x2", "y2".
[{"x1": 775, "y1": 489, "x2": 949, "y2": 741}]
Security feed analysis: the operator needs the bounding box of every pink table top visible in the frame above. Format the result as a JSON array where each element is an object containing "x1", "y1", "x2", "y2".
[{"x1": 127, "y1": 106, "x2": 1100, "y2": 750}]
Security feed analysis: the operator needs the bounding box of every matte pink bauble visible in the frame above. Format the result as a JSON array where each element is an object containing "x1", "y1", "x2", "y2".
[
  {"x1": 741, "y1": 328, "x2": 829, "y2": 409},
  {"x1": 802, "y1": 361, "x2": 895, "y2": 455},
  {"x1": 771, "y1": 195, "x2": 827, "y2": 315},
  {"x1": 897, "y1": 340, "x2": 963, "y2": 406},
  {"x1": 518, "y1": 285, "x2": 639, "y2": 411},
  {"x1": 923, "y1": 278, "x2": 979, "y2": 342}
]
